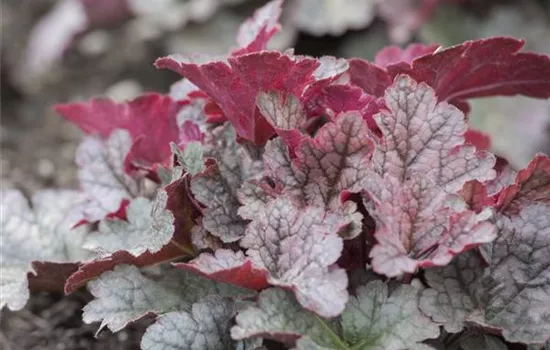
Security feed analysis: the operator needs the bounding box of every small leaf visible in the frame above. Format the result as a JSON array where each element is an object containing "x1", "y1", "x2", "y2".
[
  {"x1": 83, "y1": 195, "x2": 174, "y2": 257},
  {"x1": 172, "y1": 142, "x2": 204, "y2": 176},
  {"x1": 83, "y1": 265, "x2": 250, "y2": 333},
  {"x1": 175, "y1": 249, "x2": 269, "y2": 290},
  {"x1": 141, "y1": 296, "x2": 237, "y2": 350},
  {"x1": 233, "y1": 0, "x2": 283, "y2": 55},
  {"x1": 241, "y1": 196, "x2": 348, "y2": 317}
]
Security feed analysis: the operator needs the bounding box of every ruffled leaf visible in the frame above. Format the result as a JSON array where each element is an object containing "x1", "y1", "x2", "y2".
[
  {"x1": 191, "y1": 125, "x2": 263, "y2": 242},
  {"x1": 83, "y1": 194, "x2": 174, "y2": 257},
  {"x1": 232, "y1": 281, "x2": 439, "y2": 349},
  {"x1": 371, "y1": 75, "x2": 495, "y2": 193},
  {"x1": 483, "y1": 204, "x2": 550, "y2": 343},
  {"x1": 420, "y1": 251, "x2": 486, "y2": 333},
  {"x1": 366, "y1": 174, "x2": 496, "y2": 277},
  {"x1": 1, "y1": 189, "x2": 89, "y2": 310},
  {"x1": 56, "y1": 93, "x2": 184, "y2": 174},
  {"x1": 83, "y1": 265, "x2": 250, "y2": 333},
  {"x1": 74, "y1": 129, "x2": 141, "y2": 222}
]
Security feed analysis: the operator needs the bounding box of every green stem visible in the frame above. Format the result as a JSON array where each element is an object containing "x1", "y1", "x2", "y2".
[{"x1": 313, "y1": 314, "x2": 349, "y2": 350}]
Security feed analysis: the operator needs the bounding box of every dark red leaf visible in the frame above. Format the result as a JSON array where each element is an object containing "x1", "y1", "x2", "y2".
[
  {"x1": 174, "y1": 249, "x2": 269, "y2": 290},
  {"x1": 155, "y1": 51, "x2": 320, "y2": 145}
]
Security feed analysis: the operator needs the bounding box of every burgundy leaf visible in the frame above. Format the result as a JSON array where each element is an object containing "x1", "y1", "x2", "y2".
[
  {"x1": 459, "y1": 180, "x2": 495, "y2": 213},
  {"x1": 388, "y1": 37, "x2": 550, "y2": 101},
  {"x1": 374, "y1": 43, "x2": 439, "y2": 68},
  {"x1": 175, "y1": 249, "x2": 269, "y2": 290},
  {"x1": 496, "y1": 153, "x2": 550, "y2": 215},
  {"x1": 464, "y1": 129, "x2": 492, "y2": 151},
  {"x1": 56, "y1": 93, "x2": 185, "y2": 174},
  {"x1": 349, "y1": 37, "x2": 550, "y2": 105},
  {"x1": 155, "y1": 51, "x2": 320, "y2": 145}
]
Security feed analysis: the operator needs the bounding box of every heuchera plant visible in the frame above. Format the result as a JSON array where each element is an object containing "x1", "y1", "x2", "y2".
[{"x1": 2, "y1": 1, "x2": 550, "y2": 349}]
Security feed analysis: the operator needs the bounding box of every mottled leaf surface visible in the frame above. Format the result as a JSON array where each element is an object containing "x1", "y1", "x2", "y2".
[
  {"x1": 232, "y1": 281, "x2": 439, "y2": 349},
  {"x1": 240, "y1": 197, "x2": 348, "y2": 317},
  {"x1": 83, "y1": 265, "x2": 250, "y2": 333},
  {"x1": 1, "y1": 189, "x2": 89, "y2": 310},
  {"x1": 83, "y1": 194, "x2": 174, "y2": 257},
  {"x1": 75, "y1": 129, "x2": 140, "y2": 222},
  {"x1": 233, "y1": 0, "x2": 282, "y2": 55},
  {"x1": 371, "y1": 75, "x2": 495, "y2": 193}
]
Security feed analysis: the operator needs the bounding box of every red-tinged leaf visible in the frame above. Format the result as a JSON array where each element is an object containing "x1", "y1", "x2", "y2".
[
  {"x1": 156, "y1": 51, "x2": 320, "y2": 144},
  {"x1": 302, "y1": 84, "x2": 385, "y2": 133},
  {"x1": 56, "y1": 93, "x2": 185, "y2": 174},
  {"x1": 175, "y1": 249, "x2": 269, "y2": 290},
  {"x1": 256, "y1": 90, "x2": 306, "y2": 149},
  {"x1": 366, "y1": 174, "x2": 496, "y2": 277},
  {"x1": 464, "y1": 129, "x2": 492, "y2": 151},
  {"x1": 232, "y1": 0, "x2": 282, "y2": 56},
  {"x1": 348, "y1": 59, "x2": 393, "y2": 97},
  {"x1": 387, "y1": 37, "x2": 550, "y2": 101},
  {"x1": 374, "y1": 43, "x2": 439, "y2": 68},
  {"x1": 496, "y1": 153, "x2": 550, "y2": 215},
  {"x1": 64, "y1": 246, "x2": 186, "y2": 294},
  {"x1": 28, "y1": 262, "x2": 81, "y2": 292},
  {"x1": 178, "y1": 120, "x2": 204, "y2": 149},
  {"x1": 372, "y1": 75, "x2": 495, "y2": 193},
  {"x1": 65, "y1": 173, "x2": 196, "y2": 294},
  {"x1": 459, "y1": 180, "x2": 495, "y2": 213},
  {"x1": 240, "y1": 196, "x2": 349, "y2": 317},
  {"x1": 486, "y1": 159, "x2": 517, "y2": 196}
]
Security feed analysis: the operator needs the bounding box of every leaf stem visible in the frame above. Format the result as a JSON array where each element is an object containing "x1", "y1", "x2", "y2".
[
  {"x1": 170, "y1": 239, "x2": 196, "y2": 257},
  {"x1": 313, "y1": 314, "x2": 349, "y2": 350}
]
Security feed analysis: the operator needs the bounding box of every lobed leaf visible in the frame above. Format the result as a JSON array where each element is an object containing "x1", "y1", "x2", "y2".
[
  {"x1": 74, "y1": 129, "x2": 140, "y2": 223},
  {"x1": 83, "y1": 265, "x2": 250, "y2": 333},
  {"x1": 371, "y1": 75, "x2": 495, "y2": 193},
  {"x1": 232, "y1": 281, "x2": 439, "y2": 349},
  {"x1": 240, "y1": 196, "x2": 348, "y2": 317}
]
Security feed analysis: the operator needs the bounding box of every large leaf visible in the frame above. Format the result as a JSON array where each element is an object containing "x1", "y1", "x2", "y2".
[
  {"x1": 483, "y1": 204, "x2": 550, "y2": 343},
  {"x1": 0, "y1": 189, "x2": 89, "y2": 310},
  {"x1": 366, "y1": 174, "x2": 496, "y2": 277},
  {"x1": 421, "y1": 205, "x2": 550, "y2": 344},
  {"x1": 56, "y1": 93, "x2": 185, "y2": 173},
  {"x1": 141, "y1": 296, "x2": 261, "y2": 350},
  {"x1": 74, "y1": 129, "x2": 141, "y2": 222},
  {"x1": 349, "y1": 38, "x2": 550, "y2": 103},
  {"x1": 240, "y1": 112, "x2": 372, "y2": 239},
  {"x1": 371, "y1": 75, "x2": 495, "y2": 193},
  {"x1": 232, "y1": 281, "x2": 439, "y2": 349},
  {"x1": 83, "y1": 194, "x2": 174, "y2": 257},
  {"x1": 83, "y1": 265, "x2": 250, "y2": 333}
]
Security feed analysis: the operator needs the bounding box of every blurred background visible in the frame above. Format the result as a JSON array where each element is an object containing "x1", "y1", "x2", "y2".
[{"x1": 1, "y1": 0, "x2": 549, "y2": 348}]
